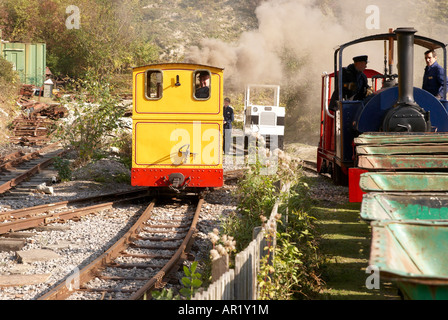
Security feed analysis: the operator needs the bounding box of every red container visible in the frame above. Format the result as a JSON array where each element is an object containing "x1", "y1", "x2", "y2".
[{"x1": 349, "y1": 168, "x2": 368, "y2": 203}]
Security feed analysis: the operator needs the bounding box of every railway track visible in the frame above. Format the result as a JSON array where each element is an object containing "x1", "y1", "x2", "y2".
[
  {"x1": 222, "y1": 169, "x2": 245, "y2": 182},
  {"x1": 0, "y1": 142, "x2": 67, "y2": 197},
  {"x1": 0, "y1": 141, "x2": 242, "y2": 300},
  {"x1": 0, "y1": 188, "x2": 150, "y2": 235},
  {"x1": 36, "y1": 194, "x2": 203, "y2": 300},
  {"x1": 300, "y1": 159, "x2": 331, "y2": 179}
]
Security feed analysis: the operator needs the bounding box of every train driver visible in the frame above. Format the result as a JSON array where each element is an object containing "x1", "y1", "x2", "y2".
[
  {"x1": 195, "y1": 71, "x2": 210, "y2": 99},
  {"x1": 329, "y1": 55, "x2": 372, "y2": 111},
  {"x1": 422, "y1": 49, "x2": 447, "y2": 99}
]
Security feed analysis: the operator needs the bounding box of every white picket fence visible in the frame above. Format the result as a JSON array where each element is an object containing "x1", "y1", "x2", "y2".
[{"x1": 192, "y1": 183, "x2": 288, "y2": 300}]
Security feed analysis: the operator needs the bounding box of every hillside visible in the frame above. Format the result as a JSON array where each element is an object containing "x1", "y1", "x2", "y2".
[
  {"x1": 140, "y1": 0, "x2": 260, "y2": 61},
  {"x1": 1, "y1": 0, "x2": 446, "y2": 146}
]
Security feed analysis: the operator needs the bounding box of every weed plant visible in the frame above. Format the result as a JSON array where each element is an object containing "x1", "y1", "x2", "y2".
[
  {"x1": 222, "y1": 144, "x2": 324, "y2": 299},
  {"x1": 258, "y1": 182, "x2": 324, "y2": 300},
  {"x1": 151, "y1": 261, "x2": 202, "y2": 300},
  {"x1": 55, "y1": 71, "x2": 128, "y2": 166},
  {"x1": 0, "y1": 56, "x2": 20, "y2": 146},
  {"x1": 53, "y1": 156, "x2": 72, "y2": 182},
  {"x1": 222, "y1": 159, "x2": 279, "y2": 252}
]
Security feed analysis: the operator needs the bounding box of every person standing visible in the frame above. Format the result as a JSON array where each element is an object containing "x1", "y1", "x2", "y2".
[
  {"x1": 422, "y1": 49, "x2": 446, "y2": 99},
  {"x1": 223, "y1": 97, "x2": 234, "y2": 153}
]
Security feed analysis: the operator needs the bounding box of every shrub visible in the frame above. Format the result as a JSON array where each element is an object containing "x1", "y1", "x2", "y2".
[
  {"x1": 221, "y1": 144, "x2": 323, "y2": 299},
  {"x1": 53, "y1": 156, "x2": 72, "y2": 182},
  {"x1": 0, "y1": 56, "x2": 19, "y2": 83},
  {"x1": 55, "y1": 72, "x2": 128, "y2": 165},
  {"x1": 0, "y1": 56, "x2": 19, "y2": 146},
  {"x1": 222, "y1": 158, "x2": 278, "y2": 252},
  {"x1": 258, "y1": 182, "x2": 325, "y2": 300}
]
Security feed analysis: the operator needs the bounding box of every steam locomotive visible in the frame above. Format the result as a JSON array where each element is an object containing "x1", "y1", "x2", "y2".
[{"x1": 317, "y1": 27, "x2": 448, "y2": 201}]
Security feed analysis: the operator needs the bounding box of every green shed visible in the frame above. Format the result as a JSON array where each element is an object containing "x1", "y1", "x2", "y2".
[{"x1": 1, "y1": 42, "x2": 46, "y2": 87}]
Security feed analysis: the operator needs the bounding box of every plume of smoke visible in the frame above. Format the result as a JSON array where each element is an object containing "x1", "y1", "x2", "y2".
[
  {"x1": 185, "y1": 0, "x2": 347, "y2": 88},
  {"x1": 185, "y1": 0, "x2": 438, "y2": 88},
  {"x1": 184, "y1": 0, "x2": 349, "y2": 143},
  {"x1": 184, "y1": 0, "x2": 446, "y2": 143}
]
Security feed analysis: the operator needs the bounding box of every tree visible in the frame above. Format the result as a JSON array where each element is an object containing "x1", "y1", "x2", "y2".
[{"x1": 0, "y1": 0, "x2": 159, "y2": 78}]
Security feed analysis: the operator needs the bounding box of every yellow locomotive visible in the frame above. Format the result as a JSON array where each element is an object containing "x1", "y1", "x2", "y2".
[{"x1": 131, "y1": 63, "x2": 224, "y2": 191}]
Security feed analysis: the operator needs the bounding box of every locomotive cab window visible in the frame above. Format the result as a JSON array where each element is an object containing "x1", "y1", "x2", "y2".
[
  {"x1": 194, "y1": 70, "x2": 211, "y2": 100},
  {"x1": 145, "y1": 70, "x2": 163, "y2": 100}
]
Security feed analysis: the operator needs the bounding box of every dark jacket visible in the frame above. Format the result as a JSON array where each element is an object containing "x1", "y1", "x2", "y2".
[
  {"x1": 224, "y1": 105, "x2": 234, "y2": 129},
  {"x1": 329, "y1": 64, "x2": 369, "y2": 110},
  {"x1": 423, "y1": 61, "x2": 446, "y2": 98},
  {"x1": 195, "y1": 86, "x2": 210, "y2": 98},
  {"x1": 342, "y1": 64, "x2": 369, "y2": 100}
]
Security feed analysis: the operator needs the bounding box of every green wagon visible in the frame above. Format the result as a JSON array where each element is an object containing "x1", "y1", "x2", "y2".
[
  {"x1": 361, "y1": 192, "x2": 448, "y2": 222},
  {"x1": 370, "y1": 220, "x2": 448, "y2": 300}
]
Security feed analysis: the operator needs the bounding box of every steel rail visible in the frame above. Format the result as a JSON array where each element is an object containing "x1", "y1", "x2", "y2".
[
  {"x1": 0, "y1": 151, "x2": 23, "y2": 166},
  {"x1": 0, "y1": 152, "x2": 41, "y2": 171},
  {"x1": 0, "y1": 193, "x2": 150, "y2": 234},
  {"x1": 0, "y1": 188, "x2": 149, "y2": 222},
  {"x1": 0, "y1": 144, "x2": 68, "y2": 194},
  {"x1": 301, "y1": 159, "x2": 332, "y2": 180},
  {"x1": 0, "y1": 142, "x2": 60, "y2": 170},
  {"x1": 37, "y1": 198, "x2": 157, "y2": 300},
  {"x1": 223, "y1": 169, "x2": 245, "y2": 182},
  {"x1": 130, "y1": 196, "x2": 204, "y2": 300},
  {"x1": 38, "y1": 195, "x2": 204, "y2": 300}
]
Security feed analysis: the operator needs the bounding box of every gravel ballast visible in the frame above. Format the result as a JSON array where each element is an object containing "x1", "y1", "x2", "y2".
[
  {"x1": 0, "y1": 156, "x2": 239, "y2": 300},
  {"x1": 0, "y1": 144, "x2": 346, "y2": 300}
]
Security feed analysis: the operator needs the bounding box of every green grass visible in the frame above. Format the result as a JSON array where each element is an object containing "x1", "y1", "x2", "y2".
[{"x1": 311, "y1": 201, "x2": 400, "y2": 300}]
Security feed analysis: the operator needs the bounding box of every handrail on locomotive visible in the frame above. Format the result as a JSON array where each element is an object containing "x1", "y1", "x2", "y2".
[{"x1": 334, "y1": 29, "x2": 447, "y2": 102}]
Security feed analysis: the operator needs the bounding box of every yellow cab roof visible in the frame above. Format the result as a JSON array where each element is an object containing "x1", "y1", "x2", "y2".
[{"x1": 133, "y1": 62, "x2": 224, "y2": 72}]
